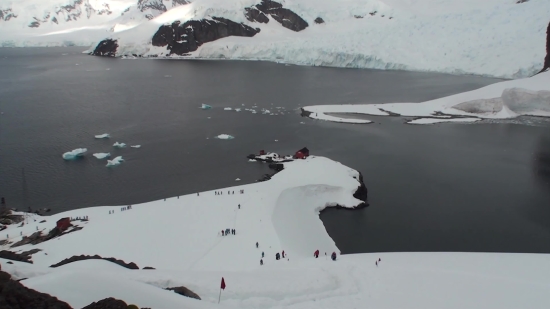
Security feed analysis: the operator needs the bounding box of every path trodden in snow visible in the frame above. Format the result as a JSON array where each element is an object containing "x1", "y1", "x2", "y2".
[{"x1": 1, "y1": 156, "x2": 549, "y2": 309}]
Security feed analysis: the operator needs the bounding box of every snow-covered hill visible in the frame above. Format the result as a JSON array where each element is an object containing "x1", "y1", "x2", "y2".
[
  {"x1": 1, "y1": 155, "x2": 549, "y2": 308},
  {"x1": 1, "y1": 0, "x2": 549, "y2": 78}
]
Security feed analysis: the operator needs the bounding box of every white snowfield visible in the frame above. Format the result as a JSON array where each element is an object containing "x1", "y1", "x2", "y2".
[
  {"x1": 1, "y1": 0, "x2": 549, "y2": 77},
  {"x1": 304, "y1": 71, "x2": 550, "y2": 124},
  {"x1": 2, "y1": 156, "x2": 550, "y2": 308}
]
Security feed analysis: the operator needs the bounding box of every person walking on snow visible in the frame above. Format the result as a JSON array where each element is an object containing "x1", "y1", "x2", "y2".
[
  {"x1": 256, "y1": 242, "x2": 259, "y2": 248},
  {"x1": 260, "y1": 259, "x2": 263, "y2": 265},
  {"x1": 314, "y1": 250, "x2": 319, "y2": 258},
  {"x1": 282, "y1": 250, "x2": 285, "y2": 258},
  {"x1": 262, "y1": 252, "x2": 264, "y2": 258},
  {"x1": 238, "y1": 204, "x2": 240, "y2": 209},
  {"x1": 222, "y1": 230, "x2": 224, "y2": 236},
  {"x1": 331, "y1": 252, "x2": 337, "y2": 261}
]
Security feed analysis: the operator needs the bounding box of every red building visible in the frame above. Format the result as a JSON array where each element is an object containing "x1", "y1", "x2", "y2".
[
  {"x1": 294, "y1": 147, "x2": 310, "y2": 159},
  {"x1": 56, "y1": 217, "x2": 71, "y2": 231}
]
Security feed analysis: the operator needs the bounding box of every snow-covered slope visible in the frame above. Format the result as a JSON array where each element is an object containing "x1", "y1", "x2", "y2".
[
  {"x1": 303, "y1": 70, "x2": 550, "y2": 124},
  {"x1": 1, "y1": 0, "x2": 549, "y2": 78},
  {"x1": 0, "y1": 156, "x2": 549, "y2": 308}
]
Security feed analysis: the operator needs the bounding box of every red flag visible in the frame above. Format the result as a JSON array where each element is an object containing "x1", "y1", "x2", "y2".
[{"x1": 220, "y1": 277, "x2": 226, "y2": 290}]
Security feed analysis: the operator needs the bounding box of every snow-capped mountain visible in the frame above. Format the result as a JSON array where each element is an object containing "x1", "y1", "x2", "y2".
[{"x1": 1, "y1": 0, "x2": 549, "y2": 78}]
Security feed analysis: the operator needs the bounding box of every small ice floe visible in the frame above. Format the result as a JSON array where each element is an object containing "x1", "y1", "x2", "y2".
[
  {"x1": 207, "y1": 117, "x2": 211, "y2": 119},
  {"x1": 224, "y1": 107, "x2": 233, "y2": 111},
  {"x1": 300, "y1": 122, "x2": 305, "y2": 124},
  {"x1": 215, "y1": 134, "x2": 234, "y2": 140},
  {"x1": 235, "y1": 178, "x2": 241, "y2": 181},
  {"x1": 201, "y1": 104, "x2": 212, "y2": 109},
  {"x1": 275, "y1": 140, "x2": 278, "y2": 142},
  {"x1": 164, "y1": 75, "x2": 172, "y2": 78},
  {"x1": 75, "y1": 64, "x2": 79, "y2": 66},
  {"x1": 106, "y1": 68, "x2": 111, "y2": 71},
  {"x1": 95, "y1": 133, "x2": 110, "y2": 139},
  {"x1": 113, "y1": 142, "x2": 126, "y2": 148},
  {"x1": 248, "y1": 159, "x2": 256, "y2": 162},
  {"x1": 62, "y1": 148, "x2": 87, "y2": 160},
  {"x1": 93, "y1": 153, "x2": 110, "y2": 159},
  {"x1": 106, "y1": 156, "x2": 124, "y2": 167},
  {"x1": 61, "y1": 53, "x2": 68, "y2": 56},
  {"x1": 241, "y1": 104, "x2": 245, "y2": 106},
  {"x1": 262, "y1": 109, "x2": 271, "y2": 114},
  {"x1": 131, "y1": 145, "x2": 141, "y2": 148},
  {"x1": 235, "y1": 108, "x2": 241, "y2": 112},
  {"x1": 406, "y1": 118, "x2": 482, "y2": 125}
]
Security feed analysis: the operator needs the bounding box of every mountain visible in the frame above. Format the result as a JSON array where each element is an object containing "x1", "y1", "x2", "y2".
[{"x1": 1, "y1": 0, "x2": 549, "y2": 78}]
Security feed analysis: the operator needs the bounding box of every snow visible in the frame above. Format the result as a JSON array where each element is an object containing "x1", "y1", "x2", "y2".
[
  {"x1": 92, "y1": 152, "x2": 111, "y2": 159},
  {"x1": 304, "y1": 71, "x2": 550, "y2": 124},
  {"x1": 106, "y1": 155, "x2": 124, "y2": 167},
  {"x1": 62, "y1": 148, "x2": 87, "y2": 160},
  {"x1": 0, "y1": 0, "x2": 547, "y2": 77},
  {"x1": 215, "y1": 134, "x2": 234, "y2": 139},
  {"x1": 94, "y1": 133, "x2": 110, "y2": 139},
  {"x1": 113, "y1": 141, "x2": 126, "y2": 148},
  {"x1": 1, "y1": 155, "x2": 550, "y2": 308}
]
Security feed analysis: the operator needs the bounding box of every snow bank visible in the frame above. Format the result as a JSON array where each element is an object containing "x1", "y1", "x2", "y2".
[
  {"x1": 304, "y1": 71, "x2": 550, "y2": 124},
  {"x1": 1, "y1": 154, "x2": 550, "y2": 308},
  {"x1": 106, "y1": 156, "x2": 124, "y2": 167},
  {"x1": 92, "y1": 152, "x2": 110, "y2": 159},
  {"x1": 94, "y1": 133, "x2": 110, "y2": 139},
  {"x1": 62, "y1": 148, "x2": 87, "y2": 160}
]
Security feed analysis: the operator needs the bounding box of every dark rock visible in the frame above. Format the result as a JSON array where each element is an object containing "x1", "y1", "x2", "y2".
[
  {"x1": 151, "y1": 17, "x2": 260, "y2": 56},
  {"x1": 0, "y1": 9, "x2": 17, "y2": 21},
  {"x1": 142, "y1": 266, "x2": 155, "y2": 270},
  {"x1": 0, "y1": 250, "x2": 34, "y2": 264},
  {"x1": 137, "y1": 0, "x2": 167, "y2": 13},
  {"x1": 39, "y1": 220, "x2": 46, "y2": 223},
  {"x1": 268, "y1": 163, "x2": 284, "y2": 172},
  {"x1": 535, "y1": 22, "x2": 550, "y2": 75},
  {"x1": 92, "y1": 39, "x2": 118, "y2": 57},
  {"x1": 352, "y1": 171, "x2": 369, "y2": 208},
  {"x1": 0, "y1": 270, "x2": 72, "y2": 309},
  {"x1": 81, "y1": 297, "x2": 127, "y2": 309},
  {"x1": 354, "y1": 15, "x2": 364, "y2": 19},
  {"x1": 516, "y1": 0, "x2": 529, "y2": 3},
  {"x1": 244, "y1": 7, "x2": 269, "y2": 23},
  {"x1": 50, "y1": 255, "x2": 139, "y2": 269},
  {"x1": 172, "y1": 0, "x2": 190, "y2": 6},
  {"x1": 255, "y1": 0, "x2": 308, "y2": 32},
  {"x1": 6, "y1": 262, "x2": 13, "y2": 264},
  {"x1": 166, "y1": 286, "x2": 201, "y2": 300},
  {"x1": 314, "y1": 17, "x2": 324, "y2": 24}
]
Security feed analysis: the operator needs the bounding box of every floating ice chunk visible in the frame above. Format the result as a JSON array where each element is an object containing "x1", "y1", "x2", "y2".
[
  {"x1": 201, "y1": 104, "x2": 212, "y2": 109},
  {"x1": 113, "y1": 142, "x2": 126, "y2": 148},
  {"x1": 407, "y1": 118, "x2": 482, "y2": 125},
  {"x1": 95, "y1": 133, "x2": 110, "y2": 139},
  {"x1": 106, "y1": 68, "x2": 110, "y2": 71},
  {"x1": 62, "y1": 148, "x2": 87, "y2": 160},
  {"x1": 224, "y1": 107, "x2": 232, "y2": 111},
  {"x1": 106, "y1": 156, "x2": 124, "y2": 167},
  {"x1": 164, "y1": 75, "x2": 172, "y2": 78},
  {"x1": 300, "y1": 122, "x2": 305, "y2": 124},
  {"x1": 207, "y1": 117, "x2": 211, "y2": 119},
  {"x1": 275, "y1": 140, "x2": 278, "y2": 142},
  {"x1": 131, "y1": 145, "x2": 141, "y2": 148},
  {"x1": 235, "y1": 178, "x2": 241, "y2": 181},
  {"x1": 215, "y1": 134, "x2": 234, "y2": 140},
  {"x1": 262, "y1": 109, "x2": 271, "y2": 114},
  {"x1": 235, "y1": 108, "x2": 241, "y2": 112},
  {"x1": 248, "y1": 159, "x2": 256, "y2": 162},
  {"x1": 93, "y1": 153, "x2": 110, "y2": 159}
]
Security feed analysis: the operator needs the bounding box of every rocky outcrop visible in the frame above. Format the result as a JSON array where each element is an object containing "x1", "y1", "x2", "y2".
[
  {"x1": 535, "y1": 21, "x2": 550, "y2": 75},
  {"x1": 0, "y1": 9, "x2": 17, "y2": 21},
  {"x1": 252, "y1": 0, "x2": 308, "y2": 31},
  {"x1": 138, "y1": 0, "x2": 167, "y2": 13},
  {"x1": 81, "y1": 297, "x2": 127, "y2": 309},
  {"x1": 151, "y1": 17, "x2": 260, "y2": 55},
  {"x1": 244, "y1": 7, "x2": 269, "y2": 24},
  {"x1": 50, "y1": 255, "x2": 139, "y2": 269},
  {"x1": 165, "y1": 286, "x2": 201, "y2": 300},
  {"x1": 0, "y1": 270, "x2": 72, "y2": 309},
  {"x1": 92, "y1": 39, "x2": 118, "y2": 57},
  {"x1": 0, "y1": 249, "x2": 41, "y2": 264},
  {"x1": 172, "y1": 0, "x2": 190, "y2": 6},
  {"x1": 352, "y1": 172, "x2": 369, "y2": 208},
  {"x1": 314, "y1": 17, "x2": 325, "y2": 24}
]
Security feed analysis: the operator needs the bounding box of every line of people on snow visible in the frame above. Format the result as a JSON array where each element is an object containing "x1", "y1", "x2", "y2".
[
  {"x1": 314, "y1": 249, "x2": 337, "y2": 261},
  {"x1": 108, "y1": 205, "x2": 132, "y2": 214},
  {"x1": 221, "y1": 228, "x2": 236, "y2": 236},
  {"x1": 215, "y1": 189, "x2": 245, "y2": 195}
]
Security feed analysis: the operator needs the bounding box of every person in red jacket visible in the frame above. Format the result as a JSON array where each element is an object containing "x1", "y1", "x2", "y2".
[{"x1": 314, "y1": 250, "x2": 319, "y2": 258}]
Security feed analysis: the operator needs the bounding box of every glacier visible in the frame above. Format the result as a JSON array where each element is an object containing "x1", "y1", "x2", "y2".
[
  {"x1": 62, "y1": 148, "x2": 87, "y2": 160},
  {"x1": 0, "y1": 0, "x2": 548, "y2": 78}
]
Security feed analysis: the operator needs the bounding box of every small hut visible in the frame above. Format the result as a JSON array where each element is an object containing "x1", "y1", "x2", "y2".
[
  {"x1": 294, "y1": 147, "x2": 310, "y2": 159},
  {"x1": 56, "y1": 217, "x2": 71, "y2": 231}
]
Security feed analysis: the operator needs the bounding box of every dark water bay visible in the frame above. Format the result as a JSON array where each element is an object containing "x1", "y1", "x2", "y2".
[{"x1": 1, "y1": 47, "x2": 549, "y2": 254}]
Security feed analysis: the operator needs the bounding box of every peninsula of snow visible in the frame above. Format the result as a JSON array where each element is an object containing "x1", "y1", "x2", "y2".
[
  {"x1": 1, "y1": 0, "x2": 549, "y2": 77},
  {"x1": 1, "y1": 155, "x2": 549, "y2": 309},
  {"x1": 303, "y1": 71, "x2": 550, "y2": 124}
]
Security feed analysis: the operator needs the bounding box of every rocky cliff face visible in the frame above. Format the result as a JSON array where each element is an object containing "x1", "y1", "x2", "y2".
[
  {"x1": 0, "y1": 270, "x2": 72, "y2": 309},
  {"x1": 26, "y1": 0, "x2": 112, "y2": 28},
  {"x1": 92, "y1": 39, "x2": 118, "y2": 57},
  {"x1": 246, "y1": 0, "x2": 308, "y2": 32},
  {"x1": 0, "y1": 9, "x2": 17, "y2": 21},
  {"x1": 151, "y1": 17, "x2": 260, "y2": 55},
  {"x1": 536, "y1": 21, "x2": 550, "y2": 75}
]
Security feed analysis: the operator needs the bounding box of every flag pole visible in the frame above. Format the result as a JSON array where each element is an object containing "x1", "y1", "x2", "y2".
[{"x1": 218, "y1": 288, "x2": 222, "y2": 304}]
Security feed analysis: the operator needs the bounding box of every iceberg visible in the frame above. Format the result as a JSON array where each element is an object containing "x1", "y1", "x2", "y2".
[
  {"x1": 215, "y1": 134, "x2": 234, "y2": 140},
  {"x1": 224, "y1": 107, "x2": 233, "y2": 111},
  {"x1": 106, "y1": 156, "x2": 124, "y2": 167},
  {"x1": 113, "y1": 142, "x2": 126, "y2": 148},
  {"x1": 201, "y1": 104, "x2": 212, "y2": 109},
  {"x1": 94, "y1": 133, "x2": 110, "y2": 139},
  {"x1": 62, "y1": 148, "x2": 87, "y2": 160},
  {"x1": 131, "y1": 145, "x2": 141, "y2": 148},
  {"x1": 93, "y1": 153, "x2": 111, "y2": 159}
]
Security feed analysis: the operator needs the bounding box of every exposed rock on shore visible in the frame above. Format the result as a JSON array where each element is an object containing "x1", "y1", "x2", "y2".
[
  {"x1": 165, "y1": 286, "x2": 201, "y2": 300},
  {"x1": 50, "y1": 255, "x2": 139, "y2": 269}
]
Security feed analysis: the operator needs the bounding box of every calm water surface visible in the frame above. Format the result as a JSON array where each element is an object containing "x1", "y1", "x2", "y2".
[{"x1": 1, "y1": 47, "x2": 549, "y2": 254}]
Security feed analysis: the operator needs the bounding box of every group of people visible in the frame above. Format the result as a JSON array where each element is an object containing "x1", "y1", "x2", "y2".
[
  {"x1": 214, "y1": 189, "x2": 245, "y2": 196},
  {"x1": 313, "y1": 250, "x2": 337, "y2": 261},
  {"x1": 108, "y1": 205, "x2": 132, "y2": 215},
  {"x1": 258, "y1": 243, "x2": 287, "y2": 265},
  {"x1": 221, "y1": 228, "x2": 236, "y2": 236},
  {"x1": 70, "y1": 216, "x2": 88, "y2": 221}
]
